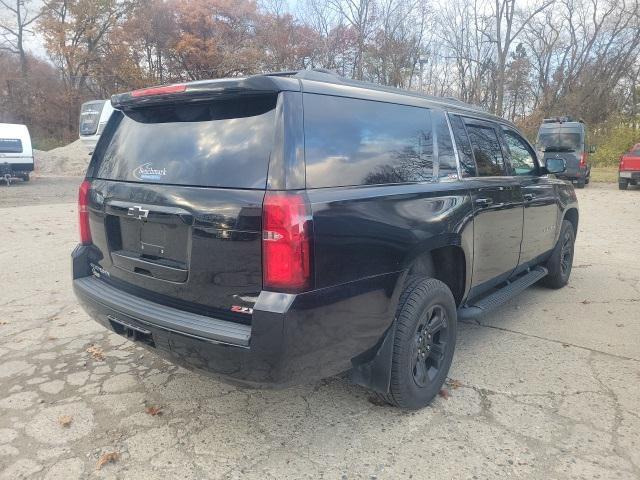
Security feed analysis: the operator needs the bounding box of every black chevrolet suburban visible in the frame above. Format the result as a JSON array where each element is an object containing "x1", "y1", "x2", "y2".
[{"x1": 73, "y1": 70, "x2": 579, "y2": 409}]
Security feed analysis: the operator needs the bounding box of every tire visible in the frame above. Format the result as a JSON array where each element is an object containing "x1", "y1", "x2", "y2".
[
  {"x1": 584, "y1": 176, "x2": 590, "y2": 185},
  {"x1": 21, "y1": 174, "x2": 30, "y2": 182},
  {"x1": 619, "y1": 180, "x2": 629, "y2": 190},
  {"x1": 575, "y1": 178, "x2": 585, "y2": 189},
  {"x1": 542, "y1": 220, "x2": 575, "y2": 289},
  {"x1": 376, "y1": 278, "x2": 457, "y2": 409}
]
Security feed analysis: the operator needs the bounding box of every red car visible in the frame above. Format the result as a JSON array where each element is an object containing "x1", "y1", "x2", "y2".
[{"x1": 619, "y1": 144, "x2": 640, "y2": 190}]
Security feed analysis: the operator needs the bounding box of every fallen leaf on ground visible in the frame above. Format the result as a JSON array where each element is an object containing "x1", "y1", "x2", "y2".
[
  {"x1": 448, "y1": 379, "x2": 463, "y2": 389},
  {"x1": 96, "y1": 452, "x2": 119, "y2": 470},
  {"x1": 58, "y1": 415, "x2": 73, "y2": 427},
  {"x1": 439, "y1": 389, "x2": 449, "y2": 400},
  {"x1": 145, "y1": 406, "x2": 162, "y2": 416},
  {"x1": 86, "y1": 345, "x2": 105, "y2": 361}
]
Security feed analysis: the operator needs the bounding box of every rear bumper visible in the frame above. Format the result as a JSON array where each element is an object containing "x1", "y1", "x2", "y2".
[
  {"x1": 619, "y1": 171, "x2": 640, "y2": 180},
  {"x1": 72, "y1": 245, "x2": 400, "y2": 388},
  {"x1": 0, "y1": 161, "x2": 34, "y2": 174},
  {"x1": 557, "y1": 168, "x2": 588, "y2": 182}
]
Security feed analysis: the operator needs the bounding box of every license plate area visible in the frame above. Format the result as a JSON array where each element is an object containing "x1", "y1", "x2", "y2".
[{"x1": 104, "y1": 201, "x2": 192, "y2": 283}]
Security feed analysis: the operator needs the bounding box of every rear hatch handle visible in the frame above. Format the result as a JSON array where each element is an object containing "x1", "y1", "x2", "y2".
[{"x1": 106, "y1": 200, "x2": 194, "y2": 225}]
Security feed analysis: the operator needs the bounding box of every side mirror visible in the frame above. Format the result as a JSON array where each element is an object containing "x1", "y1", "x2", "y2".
[
  {"x1": 589, "y1": 145, "x2": 596, "y2": 154},
  {"x1": 544, "y1": 158, "x2": 567, "y2": 175}
]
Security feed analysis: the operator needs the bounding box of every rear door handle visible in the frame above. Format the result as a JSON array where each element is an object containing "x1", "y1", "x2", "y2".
[
  {"x1": 475, "y1": 198, "x2": 494, "y2": 207},
  {"x1": 523, "y1": 193, "x2": 535, "y2": 201}
]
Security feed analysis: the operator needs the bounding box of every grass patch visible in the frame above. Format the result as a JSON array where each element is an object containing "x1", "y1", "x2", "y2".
[{"x1": 590, "y1": 167, "x2": 618, "y2": 183}]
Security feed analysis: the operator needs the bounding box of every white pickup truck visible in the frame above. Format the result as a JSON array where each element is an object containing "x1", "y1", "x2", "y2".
[{"x1": 0, "y1": 123, "x2": 34, "y2": 185}]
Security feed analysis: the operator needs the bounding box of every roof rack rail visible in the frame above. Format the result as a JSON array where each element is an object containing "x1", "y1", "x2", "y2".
[
  {"x1": 289, "y1": 69, "x2": 488, "y2": 115},
  {"x1": 264, "y1": 71, "x2": 300, "y2": 77},
  {"x1": 542, "y1": 116, "x2": 584, "y2": 124}
]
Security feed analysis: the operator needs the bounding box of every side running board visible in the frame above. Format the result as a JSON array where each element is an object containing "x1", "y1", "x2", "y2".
[{"x1": 457, "y1": 266, "x2": 548, "y2": 320}]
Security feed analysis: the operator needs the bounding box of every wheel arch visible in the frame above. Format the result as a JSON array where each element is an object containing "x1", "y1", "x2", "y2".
[
  {"x1": 349, "y1": 242, "x2": 468, "y2": 394},
  {"x1": 406, "y1": 244, "x2": 467, "y2": 307},
  {"x1": 563, "y1": 207, "x2": 579, "y2": 236}
]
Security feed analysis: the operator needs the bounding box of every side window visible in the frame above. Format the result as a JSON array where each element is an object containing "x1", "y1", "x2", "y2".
[
  {"x1": 448, "y1": 114, "x2": 476, "y2": 177},
  {"x1": 465, "y1": 123, "x2": 506, "y2": 176},
  {"x1": 433, "y1": 110, "x2": 458, "y2": 180},
  {"x1": 304, "y1": 94, "x2": 434, "y2": 188},
  {"x1": 504, "y1": 130, "x2": 537, "y2": 176}
]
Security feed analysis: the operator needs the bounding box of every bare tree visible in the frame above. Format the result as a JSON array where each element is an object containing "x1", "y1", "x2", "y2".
[
  {"x1": 326, "y1": 0, "x2": 376, "y2": 79},
  {"x1": 491, "y1": 0, "x2": 552, "y2": 116},
  {"x1": 0, "y1": 0, "x2": 44, "y2": 78}
]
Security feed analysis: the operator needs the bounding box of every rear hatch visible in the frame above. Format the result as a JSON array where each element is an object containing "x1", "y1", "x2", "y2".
[
  {"x1": 0, "y1": 126, "x2": 32, "y2": 165},
  {"x1": 538, "y1": 126, "x2": 584, "y2": 176},
  {"x1": 85, "y1": 94, "x2": 278, "y2": 323},
  {"x1": 620, "y1": 149, "x2": 640, "y2": 171},
  {"x1": 80, "y1": 101, "x2": 106, "y2": 136}
]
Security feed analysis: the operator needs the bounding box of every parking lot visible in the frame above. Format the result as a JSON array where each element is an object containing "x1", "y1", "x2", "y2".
[{"x1": 0, "y1": 178, "x2": 639, "y2": 479}]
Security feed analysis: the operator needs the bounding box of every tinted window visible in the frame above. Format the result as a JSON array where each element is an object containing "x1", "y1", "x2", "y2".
[
  {"x1": 0, "y1": 138, "x2": 23, "y2": 153},
  {"x1": 433, "y1": 110, "x2": 458, "y2": 180},
  {"x1": 94, "y1": 96, "x2": 277, "y2": 188},
  {"x1": 80, "y1": 101, "x2": 106, "y2": 136},
  {"x1": 504, "y1": 130, "x2": 537, "y2": 176},
  {"x1": 448, "y1": 114, "x2": 476, "y2": 177},
  {"x1": 537, "y1": 129, "x2": 583, "y2": 152},
  {"x1": 304, "y1": 94, "x2": 433, "y2": 188},
  {"x1": 466, "y1": 124, "x2": 505, "y2": 176}
]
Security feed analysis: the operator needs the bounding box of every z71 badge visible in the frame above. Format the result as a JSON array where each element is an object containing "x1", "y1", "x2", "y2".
[{"x1": 230, "y1": 305, "x2": 253, "y2": 315}]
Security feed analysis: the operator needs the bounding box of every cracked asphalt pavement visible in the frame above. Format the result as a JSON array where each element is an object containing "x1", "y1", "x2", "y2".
[{"x1": 0, "y1": 178, "x2": 639, "y2": 479}]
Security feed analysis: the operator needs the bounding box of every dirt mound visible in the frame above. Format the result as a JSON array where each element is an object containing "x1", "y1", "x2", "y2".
[{"x1": 35, "y1": 140, "x2": 91, "y2": 176}]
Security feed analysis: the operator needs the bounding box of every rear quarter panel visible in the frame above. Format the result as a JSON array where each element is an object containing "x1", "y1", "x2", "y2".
[{"x1": 307, "y1": 182, "x2": 474, "y2": 293}]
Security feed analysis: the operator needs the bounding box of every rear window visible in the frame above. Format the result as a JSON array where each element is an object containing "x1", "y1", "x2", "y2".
[
  {"x1": 303, "y1": 94, "x2": 434, "y2": 188},
  {"x1": 80, "y1": 101, "x2": 106, "y2": 136},
  {"x1": 94, "y1": 96, "x2": 277, "y2": 189},
  {"x1": 0, "y1": 138, "x2": 23, "y2": 153},
  {"x1": 537, "y1": 129, "x2": 583, "y2": 152}
]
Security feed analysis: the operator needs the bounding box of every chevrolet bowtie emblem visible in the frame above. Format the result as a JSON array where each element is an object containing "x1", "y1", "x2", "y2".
[{"x1": 127, "y1": 205, "x2": 149, "y2": 220}]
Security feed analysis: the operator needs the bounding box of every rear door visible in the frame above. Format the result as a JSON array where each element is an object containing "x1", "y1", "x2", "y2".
[
  {"x1": 502, "y1": 128, "x2": 558, "y2": 264},
  {"x1": 451, "y1": 115, "x2": 524, "y2": 294},
  {"x1": 86, "y1": 95, "x2": 279, "y2": 322},
  {"x1": 538, "y1": 126, "x2": 583, "y2": 177},
  {"x1": 0, "y1": 126, "x2": 32, "y2": 166},
  {"x1": 80, "y1": 101, "x2": 106, "y2": 137}
]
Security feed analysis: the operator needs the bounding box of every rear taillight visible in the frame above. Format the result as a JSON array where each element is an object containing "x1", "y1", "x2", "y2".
[
  {"x1": 78, "y1": 180, "x2": 92, "y2": 245},
  {"x1": 262, "y1": 192, "x2": 313, "y2": 293},
  {"x1": 131, "y1": 83, "x2": 186, "y2": 97},
  {"x1": 579, "y1": 152, "x2": 587, "y2": 167}
]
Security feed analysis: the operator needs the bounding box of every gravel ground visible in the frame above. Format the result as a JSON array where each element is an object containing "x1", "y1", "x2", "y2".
[
  {"x1": 0, "y1": 182, "x2": 639, "y2": 479},
  {"x1": 0, "y1": 176, "x2": 82, "y2": 208}
]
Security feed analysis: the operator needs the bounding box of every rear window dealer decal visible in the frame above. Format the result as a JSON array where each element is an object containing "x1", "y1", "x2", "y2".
[{"x1": 133, "y1": 163, "x2": 167, "y2": 181}]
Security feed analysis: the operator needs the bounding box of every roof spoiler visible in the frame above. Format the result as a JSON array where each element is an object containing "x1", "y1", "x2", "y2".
[{"x1": 110, "y1": 75, "x2": 300, "y2": 109}]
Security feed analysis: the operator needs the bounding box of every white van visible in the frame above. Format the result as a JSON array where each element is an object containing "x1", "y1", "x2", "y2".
[
  {"x1": 0, "y1": 123, "x2": 34, "y2": 184},
  {"x1": 79, "y1": 100, "x2": 114, "y2": 152}
]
